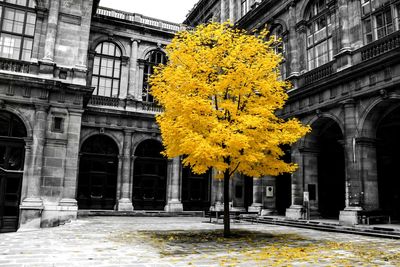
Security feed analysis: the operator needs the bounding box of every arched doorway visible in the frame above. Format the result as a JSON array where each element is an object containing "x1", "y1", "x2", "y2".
[
  {"x1": 133, "y1": 140, "x2": 167, "y2": 210},
  {"x1": 377, "y1": 105, "x2": 400, "y2": 220},
  {"x1": 0, "y1": 111, "x2": 27, "y2": 233},
  {"x1": 305, "y1": 117, "x2": 346, "y2": 218},
  {"x1": 182, "y1": 168, "x2": 210, "y2": 211},
  {"x1": 77, "y1": 135, "x2": 119, "y2": 210}
]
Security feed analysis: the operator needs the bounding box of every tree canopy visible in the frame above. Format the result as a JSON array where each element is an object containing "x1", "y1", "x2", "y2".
[{"x1": 151, "y1": 22, "x2": 310, "y2": 178}]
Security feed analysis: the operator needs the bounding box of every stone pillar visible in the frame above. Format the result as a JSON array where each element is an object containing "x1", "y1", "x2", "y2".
[
  {"x1": 229, "y1": 0, "x2": 236, "y2": 23},
  {"x1": 338, "y1": 0, "x2": 351, "y2": 51},
  {"x1": 211, "y1": 170, "x2": 224, "y2": 211},
  {"x1": 118, "y1": 131, "x2": 134, "y2": 211},
  {"x1": 43, "y1": 0, "x2": 60, "y2": 61},
  {"x1": 357, "y1": 137, "x2": 379, "y2": 211},
  {"x1": 261, "y1": 176, "x2": 277, "y2": 215},
  {"x1": 303, "y1": 149, "x2": 320, "y2": 217},
  {"x1": 59, "y1": 109, "x2": 83, "y2": 220},
  {"x1": 128, "y1": 39, "x2": 139, "y2": 98},
  {"x1": 20, "y1": 105, "x2": 47, "y2": 229},
  {"x1": 286, "y1": 145, "x2": 304, "y2": 219},
  {"x1": 340, "y1": 100, "x2": 362, "y2": 225},
  {"x1": 165, "y1": 157, "x2": 183, "y2": 212},
  {"x1": 221, "y1": 0, "x2": 228, "y2": 22},
  {"x1": 288, "y1": 3, "x2": 299, "y2": 77},
  {"x1": 248, "y1": 177, "x2": 262, "y2": 213}
]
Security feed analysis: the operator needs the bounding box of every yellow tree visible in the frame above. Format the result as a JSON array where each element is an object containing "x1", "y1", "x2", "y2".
[{"x1": 151, "y1": 22, "x2": 310, "y2": 237}]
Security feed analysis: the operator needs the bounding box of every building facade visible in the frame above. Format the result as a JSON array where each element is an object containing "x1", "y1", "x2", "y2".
[
  {"x1": 1, "y1": 0, "x2": 399, "y2": 233},
  {"x1": 187, "y1": 0, "x2": 400, "y2": 225}
]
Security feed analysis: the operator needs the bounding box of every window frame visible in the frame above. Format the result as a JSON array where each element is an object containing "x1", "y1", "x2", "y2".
[
  {"x1": 91, "y1": 42, "x2": 123, "y2": 98},
  {"x1": 142, "y1": 49, "x2": 167, "y2": 103},
  {"x1": 0, "y1": 0, "x2": 36, "y2": 61},
  {"x1": 305, "y1": 0, "x2": 333, "y2": 70}
]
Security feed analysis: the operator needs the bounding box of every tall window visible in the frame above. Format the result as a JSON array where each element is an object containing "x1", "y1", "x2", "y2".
[
  {"x1": 241, "y1": 0, "x2": 250, "y2": 17},
  {"x1": 91, "y1": 42, "x2": 122, "y2": 98},
  {"x1": 361, "y1": 0, "x2": 399, "y2": 44},
  {"x1": 271, "y1": 24, "x2": 287, "y2": 79},
  {"x1": 142, "y1": 50, "x2": 166, "y2": 102},
  {"x1": 306, "y1": 0, "x2": 333, "y2": 70},
  {"x1": 0, "y1": 0, "x2": 36, "y2": 61}
]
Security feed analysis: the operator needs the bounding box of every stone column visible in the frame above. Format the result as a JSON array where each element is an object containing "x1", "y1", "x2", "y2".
[
  {"x1": 229, "y1": 0, "x2": 236, "y2": 23},
  {"x1": 302, "y1": 149, "x2": 320, "y2": 216},
  {"x1": 338, "y1": 0, "x2": 351, "y2": 51},
  {"x1": 43, "y1": 0, "x2": 60, "y2": 61},
  {"x1": 288, "y1": 3, "x2": 299, "y2": 77},
  {"x1": 165, "y1": 157, "x2": 183, "y2": 212},
  {"x1": 118, "y1": 131, "x2": 134, "y2": 211},
  {"x1": 221, "y1": 0, "x2": 228, "y2": 22},
  {"x1": 286, "y1": 145, "x2": 304, "y2": 219},
  {"x1": 20, "y1": 105, "x2": 47, "y2": 229},
  {"x1": 248, "y1": 177, "x2": 262, "y2": 213},
  {"x1": 59, "y1": 109, "x2": 83, "y2": 219},
  {"x1": 357, "y1": 137, "x2": 379, "y2": 211},
  {"x1": 261, "y1": 176, "x2": 277, "y2": 215},
  {"x1": 211, "y1": 170, "x2": 224, "y2": 211},
  {"x1": 128, "y1": 39, "x2": 139, "y2": 98},
  {"x1": 340, "y1": 100, "x2": 363, "y2": 225}
]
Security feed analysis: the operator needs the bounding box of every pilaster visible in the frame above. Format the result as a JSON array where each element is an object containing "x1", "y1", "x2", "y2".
[{"x1": 164, "y1": 157, "x2": 183, "y2": 212}]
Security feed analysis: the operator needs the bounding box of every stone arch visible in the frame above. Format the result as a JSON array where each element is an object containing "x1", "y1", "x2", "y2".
[
  {"x1": 1, "y1": 106, "x2": 33, "y2": 138},
  {"x1": 80, "y1": 131, "x2": 123, "y2": 156},
  {"x1": 269, "y1": 19, "x2": 288, "y2": 34},
  {"x1": 299, "y1": 0, "x2": 314, "y2": 20},
  {"x1": 359, "y1": 94, "x2": 400, "y2": 138},
  {"x1": 90, "y1": 36, "x2": 128, "y2": 58},
  {"x1": 140, "y1": 46, "x2": 167, "y2": 60}
]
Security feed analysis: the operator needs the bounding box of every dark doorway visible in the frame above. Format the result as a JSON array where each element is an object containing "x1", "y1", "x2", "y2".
[
  {"x1": 377, "y1": 106, "x2": 400, "y2": 220},
  {"x1": 276, "y1": 147, "x2": 292, "y2": 215},
  {"x1": 133, "y1": 140, "x2": 167, "y2": 210},
  {"x1": 317, "y1": 122, "x2": 346, "y2": 218},
  {"x1": 182, "y1": 168, "x2": 210, "y2": 211},
  {"x1": 77, "y1": 135, "x2": 119, "y2": 210},
  {"x1": 244, "y1": 176, "x2": 253, "y2": 211},
  {"x1": 0, "y1": 111, "x2": 26, "y2": 233}
]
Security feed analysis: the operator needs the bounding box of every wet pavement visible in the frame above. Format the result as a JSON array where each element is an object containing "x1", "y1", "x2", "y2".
[{"x1": 0, "y1": 216, "x2": 399, "y2": 266}]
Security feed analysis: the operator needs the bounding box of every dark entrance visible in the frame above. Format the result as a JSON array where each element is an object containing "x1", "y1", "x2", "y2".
[
  {"x1": 133, "y1": 140, "x2": 167, "y2": 210},
  {"x1": 317, "y1": 121, "x2": 346, "y2": 218},
  {"x1": 0, "y1": 111, "x2": 26, "y2": 233},
  {"x1": 243, "y1": 176, "x2": 253, "y2": 211},
  {"x1": 276, "y1": 147, "x2": 292, "y2": 215},
  {"x1": 77, "y1": 135, "x2": 119, "y2": 210},
  {"x1": 182, "y1": 168, "x2": 210, "y2": 211},
  {"x1": 377, "y1": 106, "x2": 400, "y2": 220}
]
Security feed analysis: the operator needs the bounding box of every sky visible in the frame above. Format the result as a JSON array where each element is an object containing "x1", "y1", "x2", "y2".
[{"x1": 99, "y1": 0, "x2": 200, "y2": 23}]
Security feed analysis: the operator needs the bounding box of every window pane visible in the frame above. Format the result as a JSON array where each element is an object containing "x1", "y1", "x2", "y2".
[
  {"x1": 25, "y1": 12, "x2": 36, "y2": 36},
  {"x1": 0, "y1": 34, "x2": 21, "y2": 59}
]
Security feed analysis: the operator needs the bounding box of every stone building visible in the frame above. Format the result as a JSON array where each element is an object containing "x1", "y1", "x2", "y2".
[
  {"x1": 1, "y1": 0, "x2": 399, "y2": 233},
  {"x1": 186, "y1": 0, "x2": 400, "y2": 225}
]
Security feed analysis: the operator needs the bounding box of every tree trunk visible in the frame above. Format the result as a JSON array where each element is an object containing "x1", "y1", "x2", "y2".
[{"x1": 223, "y1": 169, "x2": 230, "y2": 237}]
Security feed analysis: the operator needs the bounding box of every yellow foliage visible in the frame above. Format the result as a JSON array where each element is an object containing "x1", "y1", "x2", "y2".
[{"x1": 151, "y1": 22, "x2": 310, "y2": 178}]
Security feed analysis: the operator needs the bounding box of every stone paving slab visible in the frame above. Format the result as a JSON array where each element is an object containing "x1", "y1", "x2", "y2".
[{"x1": 0, "y1": 217, "x2": 399, "y2": 266}]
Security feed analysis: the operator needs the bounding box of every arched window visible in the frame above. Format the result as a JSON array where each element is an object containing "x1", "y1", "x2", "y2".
[
  {"x1": 361, "y1": 0, "x2": 399, "y2": 44},
  {"x1": 270, "y1": 24, "x2": 287, "y2": 79},
  {"x1": 0, "y1": 0, "x2": 36, "y2": 61},
  {"x1": 91, "y1": 42, "x2": 122, "y2": 98},
  {"x1": 306, "y1": 0, "x2": 333, "y2": 70},
  {"x1": 143, "y1": 50, "x2": 166, "y2": 103}
]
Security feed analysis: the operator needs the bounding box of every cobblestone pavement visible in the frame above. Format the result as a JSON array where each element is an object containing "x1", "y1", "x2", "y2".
[{"x1": 1, "y1": 216, "x2": 400, "y2": 267}]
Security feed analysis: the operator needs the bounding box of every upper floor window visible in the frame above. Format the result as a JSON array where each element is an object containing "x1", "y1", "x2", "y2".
[
  {"x1": 241, "y1": 0, "x2": 250, "y2": 17},
  {"x1": 361, "y1": 0, "x2": 399, "y2": 44},
  {"x1": 270, "y1": 24, "x2": 287, "y2": 79},
  {"x1": 0, "y1": 0, "x2": 36, "y2": 61},
  {"x1": 91, "y1": 42, "x2": 122, "y2": 98},
  {"x1": 306, "y1": 0, "x2": 333, "y2": 70},
  {"x1": 143, "y1": 50, "x2": 166, "y2": 103}
]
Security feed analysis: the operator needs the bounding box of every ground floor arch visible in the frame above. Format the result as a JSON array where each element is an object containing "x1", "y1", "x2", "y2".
[
  {"x1": 303, "y1": 117, "x2": 346, "y2": 218},
  {"x1": 376, "y1": 104, "x2": 400, "y2": 220},
  {"x1": 0, "y1": 111, "x2": 27, "y2": 233},
  {"x1": 133, "y1": 139, "x2": 167, "y2": 210},
  {"x1": 77, "y1": 135, "x2": 119, "y2": 210}
]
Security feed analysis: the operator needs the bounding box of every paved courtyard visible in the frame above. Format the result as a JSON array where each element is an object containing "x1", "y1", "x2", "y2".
[{"x1": 0, "y1": 216, "x2": 400, "y2": 267}]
